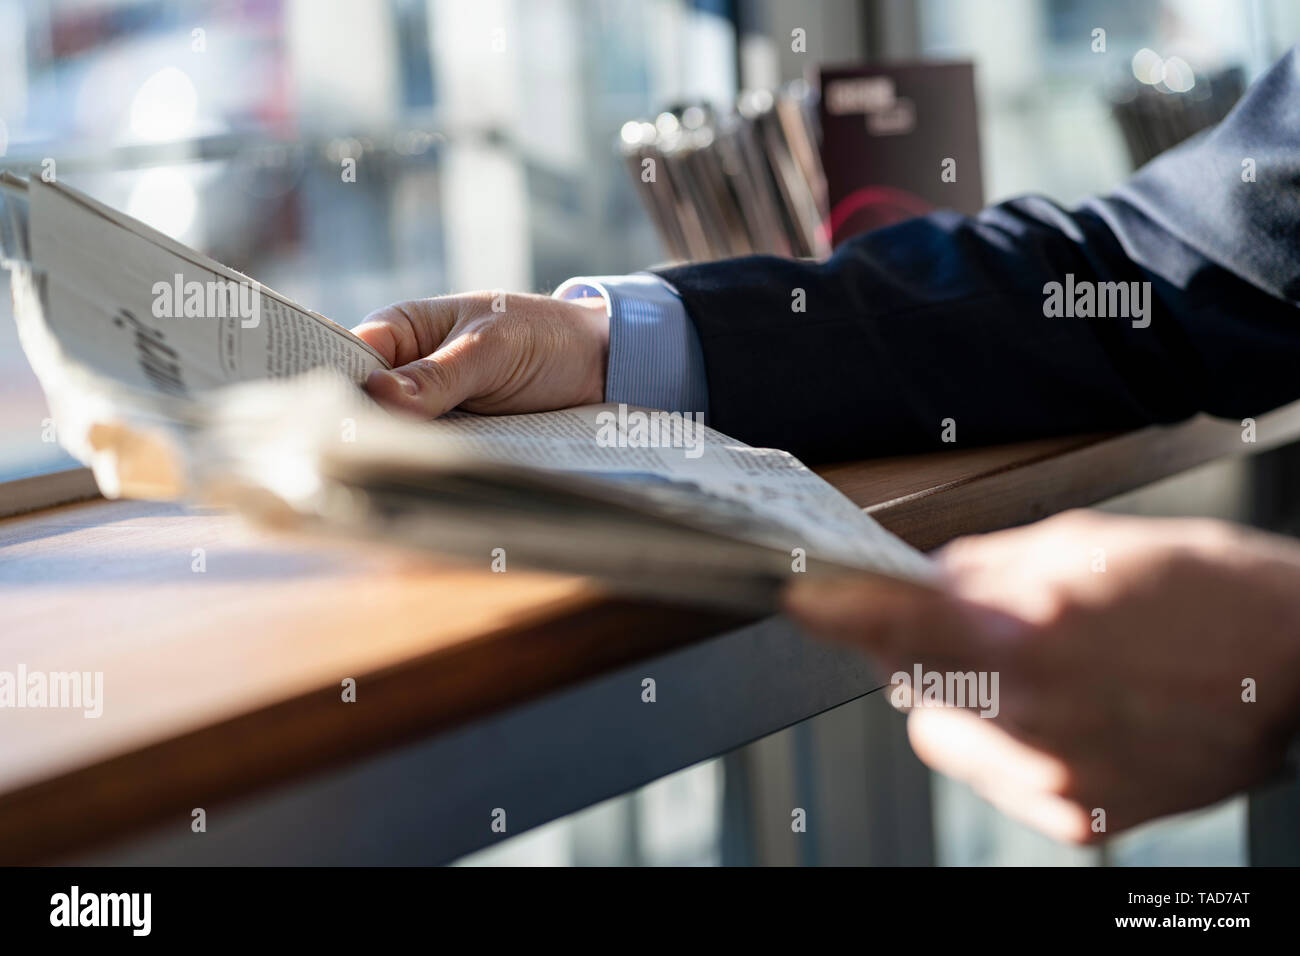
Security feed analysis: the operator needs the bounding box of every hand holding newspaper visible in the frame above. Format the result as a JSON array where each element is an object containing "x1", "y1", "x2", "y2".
[{"x1": 0, "y1": 175, "x2": 932, "y2": 610}]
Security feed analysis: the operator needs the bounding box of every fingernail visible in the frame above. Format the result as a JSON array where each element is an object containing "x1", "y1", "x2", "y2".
[{"x1": 386, "y1": 371, "x2": 420, "y2": 397}]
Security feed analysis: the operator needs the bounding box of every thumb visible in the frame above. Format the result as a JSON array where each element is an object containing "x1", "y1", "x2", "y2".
[
  {"x1": 783, "y1": 574, "x2": 1023, "y2": 673},
  {"x1": 351, "y1": 297, "x2": 479, "y2": 419},
  {"x1": 352, "y1": 297, "x2": 461, "y2": 366},
  {"x1": 365, "y1": 335, "x2": 482, "y2": 419}
]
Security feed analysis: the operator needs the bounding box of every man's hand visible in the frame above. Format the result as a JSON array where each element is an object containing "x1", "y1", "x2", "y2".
[
  {"x1": 785, "y1": 510, "x2": 1300, "y2": 843},
  {"x1": 351, "y1": 292, "x2": 609, "y2": 418}
]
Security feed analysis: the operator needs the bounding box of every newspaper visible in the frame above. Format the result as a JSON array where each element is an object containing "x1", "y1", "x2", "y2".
[
  {"x1": 1, "y1": 175, "x2": 933, "y2": 610},
  {"x1": 3, "y1": 175, "x2": 388, "y2": 494}
]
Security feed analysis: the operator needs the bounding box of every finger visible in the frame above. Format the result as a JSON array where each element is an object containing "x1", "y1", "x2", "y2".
[
  {"x1": 979, "y1": 785, "x2": 1098, "y2": 845},
  {"x1": 936, "y1": 510, "x2": 1122, "y2": 586},
  {"x1": 365, "y1": 335, "x2": 482, "y2": 419},
  {"x1": 906, "y1": 710, "x2": 1097, "y2": 842},
  {"x1": 907, "y1": 707, "x2": 1072, "y2": 796},
  {"x1": 783, "y1": 574, "x2": 1024, "y2": 672},
  {"x1": 352, "y1": 298, "x2": 460, "y2": 367},
  {"x1": 908, "y1": 710, "x2": 1098, "y2": 842}
]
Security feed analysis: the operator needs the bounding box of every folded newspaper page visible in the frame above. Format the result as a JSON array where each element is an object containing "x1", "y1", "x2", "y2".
[
  {"x1": 193, "y1": 375, "x2": 935, "y2": 607},
  {"x1": 2, "y1": 175, "x2": 388, "y2": 495},
  {"x1": 1, "y1": 174, "x2": 933, "y2": 610}
]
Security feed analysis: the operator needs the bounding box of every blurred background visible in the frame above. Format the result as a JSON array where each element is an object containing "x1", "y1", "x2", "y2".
[{"x1": 4, "y1": 0, "x2": 1300, "y2": 865}]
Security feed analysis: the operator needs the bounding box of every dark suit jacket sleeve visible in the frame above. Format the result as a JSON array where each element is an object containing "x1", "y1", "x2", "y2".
[{"x1": 654, "y1": 49, "x2": 1300, "y2": 464}]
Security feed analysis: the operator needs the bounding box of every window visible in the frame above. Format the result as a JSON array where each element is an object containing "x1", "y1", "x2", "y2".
[{"x1": 0, "y1": 0, "x2": 733, "y2": 482}]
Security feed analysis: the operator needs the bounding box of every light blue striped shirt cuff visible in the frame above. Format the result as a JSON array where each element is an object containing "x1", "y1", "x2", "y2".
[{"x1": 553, "y1": 273, "x2": 709, "y2": 416}]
